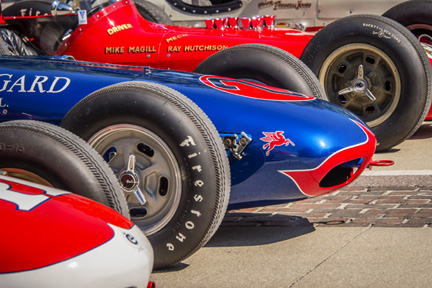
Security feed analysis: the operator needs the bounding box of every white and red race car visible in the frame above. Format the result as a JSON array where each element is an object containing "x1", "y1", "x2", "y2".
[
  {"x1": 0, "y1": 121, "x2": 154, "y2": 288},
  {"x1": 0, "y1": 174, "x2": 154, "y2": 288}
]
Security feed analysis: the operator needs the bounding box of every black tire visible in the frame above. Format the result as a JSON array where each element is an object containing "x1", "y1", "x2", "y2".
[
  {"x1": 0, "y1": 28, "x2": 40, "y2": 55},
  {"x1": 60, "y1": 81, "x2": 230, "y2": 269},
  {"x1": 0, "y1": 120, "x2": 129, "y2": 217},
  {"x1": 0, "y1": 34, "x2": 9, "y2": 54},
  {"x1": 193, "y1": 43, "x2": 327, "y2": 99},
  {"x1": 134, "y1": 0, "x2": 173, "y2": 25},
  {"x1": 383, "y1": 0, "x2": 432, "y2": 42},
  {"x1": 300, "y1": 15, "x2": 432, "y2": 151},
  {"x1": 2, "y1": 0, "x2": 52, "y2": 17}
]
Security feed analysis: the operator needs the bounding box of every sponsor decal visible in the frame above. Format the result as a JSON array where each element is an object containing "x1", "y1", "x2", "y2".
[
  {"x1": 124, "y1": 233, "x2": 139, "y2": 246},
  {"x1": 184, "y1": 45, "x2": 228, "y2": 52},
  {"x1": 166, "y1": 44, "x2": 228, "y2": 53},
  {"x1": 107, "y1": 23, "x2": 133, "y2": 35},
  {"x1": 200, "y1": 75, "x2": 315, "y2": 101},
  {"x1": 166, "y1": 34, "x2": 188, "y2": 43},
  {"x1": 363, "y1": 23, "x2": 401, "y2": 43},
  {"x1": 128, "y1": 46, "x2": 156, "y2": 53},
  {"x1": 261, "y1": 131, "x2": 295, "y2": 156},
  {"x1": 18, "y1": 8, "x2": 48, "y2": 16},
  {"x1": 104, "y1": 46, "x2": 156, "y2": 54},
  {"x1": 105, "y1": 47, "x2": 125, "y2": 54},
  {"x1": 258, "y1": 0, "x2": 312, "y2": 10},
  {"x1": 78, "y1": 10, "x2": 87, "y2": 25},
  {"x1": 167, "y1": 46, "x2": 181, "y2": 52},
  {"x1": 0, "y1": 74, "x2": 71, "y2": 93},
  {"x1": 104, "y1": 46, "x2": 157, "y2": 54}
]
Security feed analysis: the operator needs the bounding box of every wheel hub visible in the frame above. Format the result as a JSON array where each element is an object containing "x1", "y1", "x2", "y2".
[
  {"x1": 319, "y1": 44, "x2": 401, "y2": 128},
  {"x1": 354, "y1": 79, "x2": 367, "y2": 93},
  {"x1": 338, "y1": 64, "x2": 376, "y2": 101},
  {"x1": 119, "y1": 170, "x2": 138, "y2": 190},
  {"x1": 87, "y1": 124, "x2": 182, "y2": 235},
  {"x1": 118, "y1": 154, "x2": 147, "y2": 205}
]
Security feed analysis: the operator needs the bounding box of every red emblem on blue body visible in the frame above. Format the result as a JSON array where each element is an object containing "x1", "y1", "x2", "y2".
[
  {"x1": 200, "y1": 76, "x2": 315, "y2": 101},
  {"x1": 260, "y1": 131, "x2": 295, "y2": 156}
]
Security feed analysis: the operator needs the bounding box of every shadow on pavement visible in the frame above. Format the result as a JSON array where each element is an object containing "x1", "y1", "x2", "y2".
[
  {"x1": 205, "y1": 213, "x2": 316, "y2": 248},
  {"x1": 408, "y1": 122, "x2": 432, "y2": 140}
]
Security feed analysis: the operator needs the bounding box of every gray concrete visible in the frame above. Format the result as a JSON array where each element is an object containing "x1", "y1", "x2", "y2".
[
  {"x1": 150, "y1": 122, "x2": 432, "y2": 287},
  {"x1": 150, "y1": 226, "x2": 432, "y2": 287},
  {"x1": 366, "y1": 122, "x2": 432, "y2": 172},
  {"x1": 353, "y1": 122, "x2": 432, "y2": 187}
]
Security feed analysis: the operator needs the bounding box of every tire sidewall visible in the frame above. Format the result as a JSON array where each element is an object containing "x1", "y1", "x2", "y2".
[
  {"x1": 2, "y1": 0, "x2": 52, "y2": 17},
  {"x1": 301, "y1": 15, "x2": 431, "y2": 150},
  {"x1": 134, "y1": 0, "x2": 173, "y2": 25},
  {"x1": 0, "y1": 121, "x2": 120, "y2": 208},
  {"x1": 383, "y1": 0, "x2": 432, "y2": 28},
  {"x1": 194, "y1": 44, "x2": 326, "y2": 99},
  {"x1": 60, "y1": 85, "x2": 223, "y2": 268}
]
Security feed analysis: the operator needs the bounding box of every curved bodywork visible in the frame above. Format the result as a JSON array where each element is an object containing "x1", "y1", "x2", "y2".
[
  {"x1": 2, "y1": 0, "x2": 313, "y2": 69},
  {"x1": 0, "y1": 175, "x2": 153, "y2": 287},
  {"x1": 0, "y1": 56, "x2": 376, "y2": 207}
]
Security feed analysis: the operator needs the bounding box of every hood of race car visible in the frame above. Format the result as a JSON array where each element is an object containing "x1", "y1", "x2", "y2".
[{"x1": 136, "y1": 71, "x2": 376, "y2": 203}]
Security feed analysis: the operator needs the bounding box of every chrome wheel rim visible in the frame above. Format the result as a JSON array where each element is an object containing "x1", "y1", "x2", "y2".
[
  {"x1": 407, "y1": 24, "x2": 432, "y2": 44},
  {"x1": 88, "y1": 124, "x2": 182, "y2": 235},
  {"x1": 1, "y1": 168, "x2": 53, "y2": 186},
  {"x1": 319, "y1": 43, "x2": 401, "y2": 128}
]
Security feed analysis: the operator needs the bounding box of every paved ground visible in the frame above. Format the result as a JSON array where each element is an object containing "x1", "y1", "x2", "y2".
[{"x1": 150, "y1": 122, "x2": 432, "y2": 287}]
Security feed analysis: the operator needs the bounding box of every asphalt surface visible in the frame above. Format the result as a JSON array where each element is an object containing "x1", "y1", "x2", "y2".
[{"x1": 150, "y1": 122, "x2": 432, "y2": 288}]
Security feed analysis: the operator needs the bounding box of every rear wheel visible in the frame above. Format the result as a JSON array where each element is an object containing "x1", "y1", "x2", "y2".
[
  {"x1": 134, "y1": 0, "x2": 173, "y2": 24},
  {"x1": 383, "y1": 0, "x2": 432, "y2": 44},
  {"x1": 60, "y1": 81, "x2": 230, "y2": 269},
  {"x1": 300, "y1": 15, "x2": 432, "y2": 151},
  {"x1": 2, "y1": 0, "x2": 51, "y2": 17}
]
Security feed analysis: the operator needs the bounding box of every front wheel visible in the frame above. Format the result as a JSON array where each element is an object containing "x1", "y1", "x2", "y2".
[
  {"x1": 300, "y1": 15, "x2": 432, "y2": 151},
  {"x1": 60, "y1": 81, "x2": 230, "y2": 269},
  {"x1": 0, "y1": 120, "x2": 129, "y2": 216},
  {"x1": 194, "y1": 43, "x2": 327, "y2": 99}
]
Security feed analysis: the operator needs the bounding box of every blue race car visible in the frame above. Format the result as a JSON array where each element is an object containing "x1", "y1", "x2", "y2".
[{"x1": 0, "y1": 31, "x2": 376, "y2": 269}]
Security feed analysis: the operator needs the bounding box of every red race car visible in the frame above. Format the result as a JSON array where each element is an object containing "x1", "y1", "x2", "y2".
[{"x1": 1, "y1": 0, "x2": 431, "y2": 152}]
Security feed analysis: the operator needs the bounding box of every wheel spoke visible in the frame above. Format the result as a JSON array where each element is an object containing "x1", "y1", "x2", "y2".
[
  {"x1": 103, "y1": 147, "x2": 126, "y2": 173},
  {"x1": 338, "y1": 86, "x2": 354, "y2": 95},
  {"x1": 365, "y1": 89, "x2": 377, "y2": 101},
  {"x1": 127, "y1": 154, "x2": 136, "y2": 173},
  {"x1": 132, "y1": 186, "x2": 147, "y2": 205},
  {"x1": 356, "y1": 64, "x2": 364, "y2": 80}
]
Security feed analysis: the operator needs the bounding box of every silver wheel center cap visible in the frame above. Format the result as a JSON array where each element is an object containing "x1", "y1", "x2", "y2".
[
  {"x1": 354, "y1": 80, "x2": 367, "y2": 93},
  {"x1": 119, "y1": 171, "x2": 139, "y2": 190}
]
